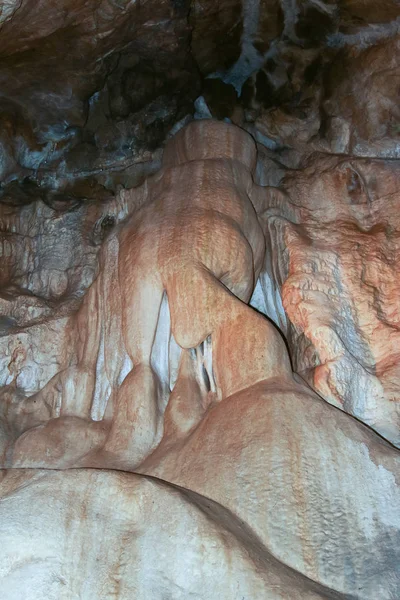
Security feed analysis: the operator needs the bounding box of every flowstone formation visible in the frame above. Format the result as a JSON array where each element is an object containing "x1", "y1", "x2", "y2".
[
  {"x1": 1, "y1": 0, "x2": 400, "y2": 597},
  {"x1": 0, "y1": 120, "x2": 399, "y2": 599}
]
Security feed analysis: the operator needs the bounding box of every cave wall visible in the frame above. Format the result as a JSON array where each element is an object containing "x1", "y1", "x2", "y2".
[{"x1": 1, "y1": 1, "x2": 400, "y2": 598}]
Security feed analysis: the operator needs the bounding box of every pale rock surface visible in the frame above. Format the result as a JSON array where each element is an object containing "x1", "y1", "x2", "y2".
[
  {"x1": 0, "y1": 468, "x2": 349, "y2": 600},
  {"x1": 140, "y1": 378, "x2": 400, "y2": 598}
]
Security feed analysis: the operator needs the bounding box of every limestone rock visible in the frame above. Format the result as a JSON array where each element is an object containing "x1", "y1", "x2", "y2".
[
  {"x1": 254, "y1": 154, "x2": 400, "y2": 445},
  {"x1": 0, "y1": 97, "x2": 399, "y2": 600},
  {"x1": 323, "y1": 36, "x2": 400, "y2": 157},
  {"x1": 0, "y1": 467, "x2": 350, "y2": 600},
  {"x1": 141, "y1": 378, "x2": 400, "y2": 599}
]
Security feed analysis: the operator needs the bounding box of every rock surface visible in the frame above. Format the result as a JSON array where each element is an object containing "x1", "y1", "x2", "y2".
[
  {"x1": 0, "y1": 468, "x2": 350, "y2": 600},
  {"x1": 1, "y1": 120, "x2": 400, "y2": 599},
  {"x1": 1, "y1": 1, "x2": 400, "y2": 597},
  {"x1": 252, "y1": 155, "x2": 400, "y2": 445}
]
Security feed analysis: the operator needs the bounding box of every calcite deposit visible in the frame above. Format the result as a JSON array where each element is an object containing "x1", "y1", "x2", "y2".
[
  {"x1": 253, "y1": 155, "x2": 400, "y2": 446},
  {"x1": 0, "y1": 1, "x2": 400, "y2": 598},
  {"x1": 1, "y1": 119, "x2": 400, "y2": 600}
]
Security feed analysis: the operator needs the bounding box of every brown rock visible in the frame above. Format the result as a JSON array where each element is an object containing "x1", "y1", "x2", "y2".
[
  {"x1": 1, "y1": 119, "x2": 400, "y2": 599},
  {"x1": 189, "y1": 0, "x2": 243, "y2": 75},
  {"x1": 323, "y1": 36, "x2": 400, "y2": 157},
  {"x1": 255, "y1": 154, "x2": 400, "y2": 445}
]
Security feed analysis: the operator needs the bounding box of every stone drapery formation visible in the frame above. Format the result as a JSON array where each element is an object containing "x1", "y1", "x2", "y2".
[
  {"x1": 0, "y1": 120, "x2": 399, "y2": 598},
  {"x1": 1, "y1": 0, "x2": 399, "y2": 440},
  {"x1": 3, "y1": 120, "x2": 290, "y2": 469}
]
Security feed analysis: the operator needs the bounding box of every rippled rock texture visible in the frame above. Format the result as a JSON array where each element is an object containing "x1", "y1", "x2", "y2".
[{"x1": 1, "y1": 1, "x2": 400, "y2": 598}]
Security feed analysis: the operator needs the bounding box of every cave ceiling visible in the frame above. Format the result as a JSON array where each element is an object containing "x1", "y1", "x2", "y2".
[{"x1": 0, "y1": 0, "x2": 399, "y2": 209}]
